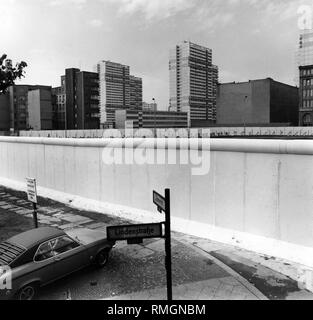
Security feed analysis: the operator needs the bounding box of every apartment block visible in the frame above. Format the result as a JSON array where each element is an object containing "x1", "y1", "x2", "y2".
[
  {"x1": 53, "y1": 69, "x2": 100, "y2": 130},
  {"x1": 169, "y1": 41, "x2": 218, "y2": 126},
  {"x1": 97, "y1": 61, "x2": 143, "y2": 127},
  {"x1": 9, "y1": 85, "x2": 52, "y2": 131}
]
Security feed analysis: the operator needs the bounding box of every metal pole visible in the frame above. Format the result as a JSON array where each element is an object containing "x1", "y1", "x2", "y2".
[
  {"x1": 154, "y1": 108, "x2": 156, "y2": 138},
  {"x1": 33, "y1": 203, "x2": 38, "y2": 229},
  {"x1": 165, "y1": 188, "x2": 172, "y2": 301},
  {"x1": 153, "y1": 98, "x2": 156, "y2": 138}
]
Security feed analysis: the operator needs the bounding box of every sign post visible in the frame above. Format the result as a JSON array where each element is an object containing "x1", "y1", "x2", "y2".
[
  {"x1": 26, "y1": 178, "x2": 38, "y2": 229},
  {"x1": 153, "y1": 189, "x2": 172, "y2": 301},
  {"x1": 164, "y1": 188, "x2": 172, "y2": 301},
  {"x1": 107, "y1": 188, "x2": 172, "y2": 301}
]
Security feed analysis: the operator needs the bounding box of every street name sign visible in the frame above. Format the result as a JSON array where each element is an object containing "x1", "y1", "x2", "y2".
[
  {"x1": 26, "y1": 178, "x2": 37, "y2": 204},
  {"x1": 107, "y1": 223, "x2": 163, "y2": 242},
  {"x1": 153, "y1": 191, "x2": 166, "y2": 212}
]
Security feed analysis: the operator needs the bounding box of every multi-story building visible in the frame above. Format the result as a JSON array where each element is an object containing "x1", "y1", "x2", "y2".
[
  {"x1": 130, "y1": 75, "x2": 143, "y2": 110},
  {"x1": 0, "y1": 93, "x2": 10, "y2": 132},
  {"x1": 299, "y1": 65, "x2": 313, "y2": 126},
  {"x1": 9, "y1": 85, "x2": 31, "y2": 131},
  {"x1": 142, "y1": 102, "x2": 157, "y2": 112},
  {"x1": 53, "y1": 69, "x2": 100, "y2": 130},
  {"x1": 28, "y1": 87, "x2": 53, "y2": 130},
  {"x1": 216, "y1": 78, "x2": 299, "y2": 127},
  {"x1": 52, "y1": 76, "x2": 66, "y2": 130},
  {"x1": 64, "y1": 68, "x2": 79, "y2": 130},
  {"x1": 9, "y1": 85, "x2": 51, "y2": 131},
  {"x1": 169, "y1": 41, "x2": 219, "y2": 126},
  {"x1": 97, "y1": 61, "x2": 130, "y2": 126},
  {"x1": 75, "y1": 71, "x2": 100, "y2": 129},
  {"x1": 115, "y1": 109, "x2": 188, "y2": 129},
  {"x1": 97, "y1": 61, "x2": 143, "y2": 127},
  {"x1": 52, "y1": 86, "x2": 66, "y2": 130},
  {"x1": 297, "y1": 28, "x2": 313, "y2": 126}
]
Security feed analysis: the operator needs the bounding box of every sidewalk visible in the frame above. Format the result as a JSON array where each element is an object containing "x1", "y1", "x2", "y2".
[
  {"x1": 0, "y1": 185, "x2": 312, "y2": 300},
  {"x1": 106, "y1": 277, "x2": 262, "y2": 300}
]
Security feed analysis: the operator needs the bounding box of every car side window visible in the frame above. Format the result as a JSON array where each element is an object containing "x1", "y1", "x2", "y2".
[
  {"x1": 34, "y1": 237, "x2": 80, "y2": 262},
  {"x1": 53, "y1": 236, "x2": 80, "y2": 255},
  {"x1": 34, "y1": 241, "x2": 57, "y2": 262}
]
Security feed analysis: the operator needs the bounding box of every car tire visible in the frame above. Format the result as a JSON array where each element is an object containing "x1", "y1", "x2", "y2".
[
  {"x1": 95, "y1": 250, "x2": 109, "y2": 268},
  {"x1": 16, "y1": 283, "x2": 37, "y2": 301}
]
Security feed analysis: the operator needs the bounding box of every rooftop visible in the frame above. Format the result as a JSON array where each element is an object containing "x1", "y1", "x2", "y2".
[{"x1": 7, "y1": 227, "x2": 65, "y2": 249}]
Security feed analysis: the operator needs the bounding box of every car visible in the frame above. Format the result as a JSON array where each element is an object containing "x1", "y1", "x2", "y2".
[{"x1": 0, "y1": 227, "x2": 115, "y2": 300}]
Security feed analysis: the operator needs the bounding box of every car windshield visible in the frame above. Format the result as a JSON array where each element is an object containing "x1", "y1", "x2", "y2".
[{"x1": 53, "y1": 236, "x2": 80, "y2": 254}]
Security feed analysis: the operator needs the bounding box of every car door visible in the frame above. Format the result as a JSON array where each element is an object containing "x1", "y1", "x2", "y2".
[
  {"x1": 32, "y1": 240, "x2": 60, "y2": 285},
  {"x1": 50, "y1": 236, "x2": 89, "y2": 279}
]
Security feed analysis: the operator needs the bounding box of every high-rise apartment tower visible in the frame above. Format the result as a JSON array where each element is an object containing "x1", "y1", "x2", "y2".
[
  {"x1": 97, "y1": 61, "x2": 143, "y2": 127},
  {"x1": 169, "y1": 41, "x2": 218, "y2": 126}
]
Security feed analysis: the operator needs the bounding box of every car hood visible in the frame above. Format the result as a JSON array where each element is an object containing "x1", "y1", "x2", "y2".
[{"x1": 66, "y1": 228, "x2": 108, "y2": 245}]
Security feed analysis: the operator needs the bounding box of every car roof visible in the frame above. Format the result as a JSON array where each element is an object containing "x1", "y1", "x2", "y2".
[{"x1": 7, "y1": 227, "x2": 66, "y2": 249}]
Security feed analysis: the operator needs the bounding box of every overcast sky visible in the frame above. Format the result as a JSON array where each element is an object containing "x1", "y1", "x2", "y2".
[{"x1": 2, "y1": 0, "x2": 310, "y2": 109}]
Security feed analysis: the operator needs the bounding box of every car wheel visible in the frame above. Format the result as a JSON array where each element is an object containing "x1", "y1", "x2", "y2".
[
  {"x1": 95, "y1": 250, "x2": 109, "y2": 268},
  {"x1": 16, "y1": 284, "x2": 37, "y2": 301}
]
